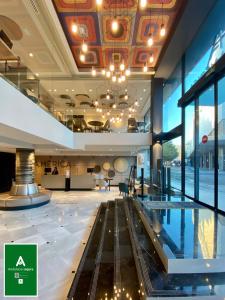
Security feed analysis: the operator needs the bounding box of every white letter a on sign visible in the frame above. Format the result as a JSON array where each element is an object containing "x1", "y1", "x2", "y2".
[{"x1": 16, "y1": 256, "x2": 26, "y2": 267}]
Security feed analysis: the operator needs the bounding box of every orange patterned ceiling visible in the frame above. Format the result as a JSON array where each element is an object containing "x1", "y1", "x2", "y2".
[{"x1": 52, "y1": 0, "x2": 184, "y2": 72}]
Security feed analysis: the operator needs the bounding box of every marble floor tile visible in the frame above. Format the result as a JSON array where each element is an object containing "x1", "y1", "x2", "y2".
[{"x1": 0, "y1": 187, "x2": 122, "y2": 300}]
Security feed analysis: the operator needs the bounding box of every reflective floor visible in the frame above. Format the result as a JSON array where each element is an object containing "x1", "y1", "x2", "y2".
[{"x1": 128, "y1": 199, "x2": 225, "y2": 298}]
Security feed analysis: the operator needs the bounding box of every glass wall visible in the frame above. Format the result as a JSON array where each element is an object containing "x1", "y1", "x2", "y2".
[
  {"x1": 144, "y1": 107, "x2": 151, "y2": 132},
  {"x1": 163, "y1": 63, "x2": 182, "y2": 132},
  {"x1": 197, "y1": 86, "x2": 215, "y2": 207},
  {"x1": 218, "y1": 77, "x2": 225, "y2": 211},
  {"x1": 185, "y1": 0, "x2": 225, "y2": 92},
  {"x1": 163, "y1": 137, "x2": 181, "y2": 191},
  {"x1": 185, "y1": 102, "x2": 195, "y2": 198},
  {"x1": 137, "y1": 148, "x2": 150, "y2": 185}
]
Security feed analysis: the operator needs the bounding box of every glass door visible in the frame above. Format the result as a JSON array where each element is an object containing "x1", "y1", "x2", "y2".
[
  {"x1": 218, "y1": 77, "x2": 225, "y2": 212},
  {"x1": 197, "y1": 85, "x2": 215, "y2": 207}
]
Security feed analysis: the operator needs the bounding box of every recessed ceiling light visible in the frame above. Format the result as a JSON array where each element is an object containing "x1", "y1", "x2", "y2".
[
  {"x1": 65, "y1": 89, "x2": 69, "y2": 92},
  {"x1": 48, "y1": 89, "x2": 52, "y2": 92},
  {"x1": 29, "y1": 52, "x2": 34, "y2": 57},
  {"x1": 54, "y1": 89, "x2": 57, "y2": 92},
  {"x1": 72, "y1": 89, "x2": 75, "y2": 92},
  {"x1": 143, "y1": 89, "x2": 146, "y2": 92},
  {"x1": 140, "y1": 97, "x2": 143, "y2": 100},
  {"x1": 89, "y1": 89, "x2": 93, "y2": 92},
  {"x1": 35, "y1": 73, "x2": 39, "y2": 77}
]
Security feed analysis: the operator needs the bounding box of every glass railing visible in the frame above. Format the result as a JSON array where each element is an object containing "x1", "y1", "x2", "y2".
[{"x1": 0, "y1": 63, "x2": 150, "y2": 133}]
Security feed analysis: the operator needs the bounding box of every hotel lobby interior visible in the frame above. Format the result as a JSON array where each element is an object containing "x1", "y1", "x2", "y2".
[{"x1": 1, "y1": 0, "x2": 225, "y2": 299}]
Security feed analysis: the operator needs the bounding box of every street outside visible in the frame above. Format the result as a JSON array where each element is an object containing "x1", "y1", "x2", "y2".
[{"x1": 170, "y1": 166, "x2": 225, "y2": 211}]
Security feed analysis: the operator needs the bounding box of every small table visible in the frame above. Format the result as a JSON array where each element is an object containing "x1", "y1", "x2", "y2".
[
  {"x1": 105, "y1": 178, "x2": 113, "y2": 191},
  {"x1": 88, "y1": 120, "x2": 104, "y2": 132}
]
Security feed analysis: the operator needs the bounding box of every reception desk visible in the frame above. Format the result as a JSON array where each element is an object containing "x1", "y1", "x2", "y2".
[
  {"x1": 41, "y1": 174, "x2": 96, "y2": 190},
  {"x1": 41, "y1": 175, "x2": 65, "y2": 189}
]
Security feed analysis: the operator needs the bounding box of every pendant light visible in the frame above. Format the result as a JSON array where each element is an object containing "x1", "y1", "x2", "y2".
[
  {"x1": 140, "y1": 0, "x2": 147, "y2": 9},
  {"x1": 81, "y1": 41, "x2": 88, "y2": 53},
  {"x1": 111, "y1": 17, "x2": 119, "y2": 33},
  {"x1": 109, "y1": 63, "x2": 115, "y2": 72},
  {"x1": 96, "y1": 0, "x2": 103, "y2": 7},
  {"x1": 120, "y1": 61, "x2": 125, "y2": 71},
  {"x1": 147, "y1": 33, "x2": 153, "y2": 47},
  {"x1": 106, "y1": 70, "x2": 111, "y2": 78},
  {"x1": 92, "y1": 67, "x2": 96, "y2": 76},
  {"x1": 160, "y1": 2, "x2": 166, "y2": 37},
  {"x1": 72, "y1": 23, "x2": 78, "y2": 33},
  {"x1": 112, "y1": 74, "x2": 117, "y2": 82},
  {"x1": 160, "y1": 24, "x2": 166, "y2": 37},
  {"x1": 143, "y1": 63, "x2": 148, "y2": 72},
  {"x1": 125, "y1": 68, "x2": 131, "y2": 76},
  {"x1": 79, "y1": 53, "x2": 85, "y2": 62},
  {"x1": 149, "y1": 53, "x2": 154, "y2": 63}
]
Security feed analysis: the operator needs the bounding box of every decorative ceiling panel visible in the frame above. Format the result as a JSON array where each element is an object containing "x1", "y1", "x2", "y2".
[{"x1": 52, "y1": 0, "x2": 184, "y2": 71}]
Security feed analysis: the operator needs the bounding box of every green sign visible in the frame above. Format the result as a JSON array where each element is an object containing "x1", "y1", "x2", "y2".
[{"x1": 4, "y1": 243, "x2": 38, "y2": 297}]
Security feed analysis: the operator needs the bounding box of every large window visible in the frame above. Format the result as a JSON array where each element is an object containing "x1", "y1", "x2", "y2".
[
  {"x1": 185, "y1": 0, "x2": 225, "y2": 92},
  {"x1": 185, "y1": 102, "x2": 195, "y2": 198},
  {"x1": 163, "y1": 63, "x2": 182, "y2": 132},
  {"x1": 163, "y1": 137, "x2": 181, "y2": 191},
  {"x1": 197, "y1": 86, "x2": 215, "y2": 207},
  {"x1": 218, "y1": 77, "x2": 225, "y2": 211},
  {"x1": 137, "y1": 148, "x2": 150, "y2": 185}
]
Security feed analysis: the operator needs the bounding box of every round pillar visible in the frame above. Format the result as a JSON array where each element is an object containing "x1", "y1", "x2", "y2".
[
  {"x1": 16, "y1": 149, "x2": 35, "y2": 184},
  {"x1": 10, "y1": 149, "x2": 38, "y2": 195}
]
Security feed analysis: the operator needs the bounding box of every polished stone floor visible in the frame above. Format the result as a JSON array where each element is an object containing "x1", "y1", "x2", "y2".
[{"x1": 0, "y1": 188, "x2": 121, "y2": 300}]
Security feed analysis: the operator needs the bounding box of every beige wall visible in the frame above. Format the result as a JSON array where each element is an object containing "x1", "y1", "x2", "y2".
[{"x1": 35, "y1": 155, "x2": 136, "y2": 185}]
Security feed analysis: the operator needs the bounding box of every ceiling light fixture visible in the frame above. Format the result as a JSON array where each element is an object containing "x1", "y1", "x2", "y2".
[
  {"x1": 160, "y1": 23, "x2": 166, "y2": 37},
  {"x1": 106, "y1": 92, "x2": 110, "y2": 100},
  {"x1": 135, "y1": 100, "x2": 139, "y2": 106},
  {"x1": 29, "y1": 52, "x2": 34, "y2": 57},
  {"x1": 102, "y1": 69, "x2": 106, "y2": 75},
  {"x1": 72, "y1": 23, "x2": 78, "y2": 33},
  {"x1": 94, "y1": 100, "x2": 99, "y2": 106},
  {"x1": 80, "y1": 53, "x2": 85, "y2": 62},
  {"x1": 140, "y1": 0, "x2": 147, "y2": 9},
  {"x1": 149, "y1": 53, "x2": 154, "y2": 63},
  {"x1": 120, "y1": 61, "x2": 125, "y2": 71},
  {"x1": 96, "y1": 0, "x2": 103, "y2": 6},
  {"x1": 125, "y1": 68, "x2": 131, "y2": 76},
  {"x1": 106, "y1": 70, "x2": 111, "y2": 78},
  {"x1": 81, "y1": 41, "x2": 88, "y2": 53},
  {"x1": 160, "y1": 2, "x2": 166, "y2": 37},
  {"x1": 109, "y1": 63, "x2": 115, "y2": 72},
  {"x1": 92, "y1": 67, "x2": 96, "y2": 76},
  {"x1": 121, "y1": 74, "x2": 126, "y2": 82},
  {"x1": 112, "y1": 74, "x2": 117, "y2": 82},
  {"x1": 111, "y1": 17, "x2": 119, "y2": 33},
  {"x1": 147, "y1": 33, "x2": 153, "y2": 47},
  {"x1": 143, "y1": 63, "x2": 148, "y2": 72},
  {"x1": 124, "y1": 94, "x2": 128, "y2": 100},
  {"x1": 112, "y1": 103, "x2": 117, "y2": 109}
]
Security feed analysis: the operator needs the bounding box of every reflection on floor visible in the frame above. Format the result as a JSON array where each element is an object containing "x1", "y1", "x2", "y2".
[
  {"x1": 0, "y1": 188, "x2": 121, "y2": 300},
  {"x1": 132, "y1": 195, "x2": 225, "y2": 298}
]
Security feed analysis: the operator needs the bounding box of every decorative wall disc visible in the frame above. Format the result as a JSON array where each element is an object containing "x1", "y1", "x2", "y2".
[
  {"x1": 102, "y1": 161, "x2": 111, "y2": 171},
  {"x1": 94, "y1": 165, "x2": 101, "y2": 173},
  {"x1": 113, "y1": 157, "x2": 129, "y2": 173},
  {"x1": 108, "y1": 169, "x2": 116, "y2": 178}
]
